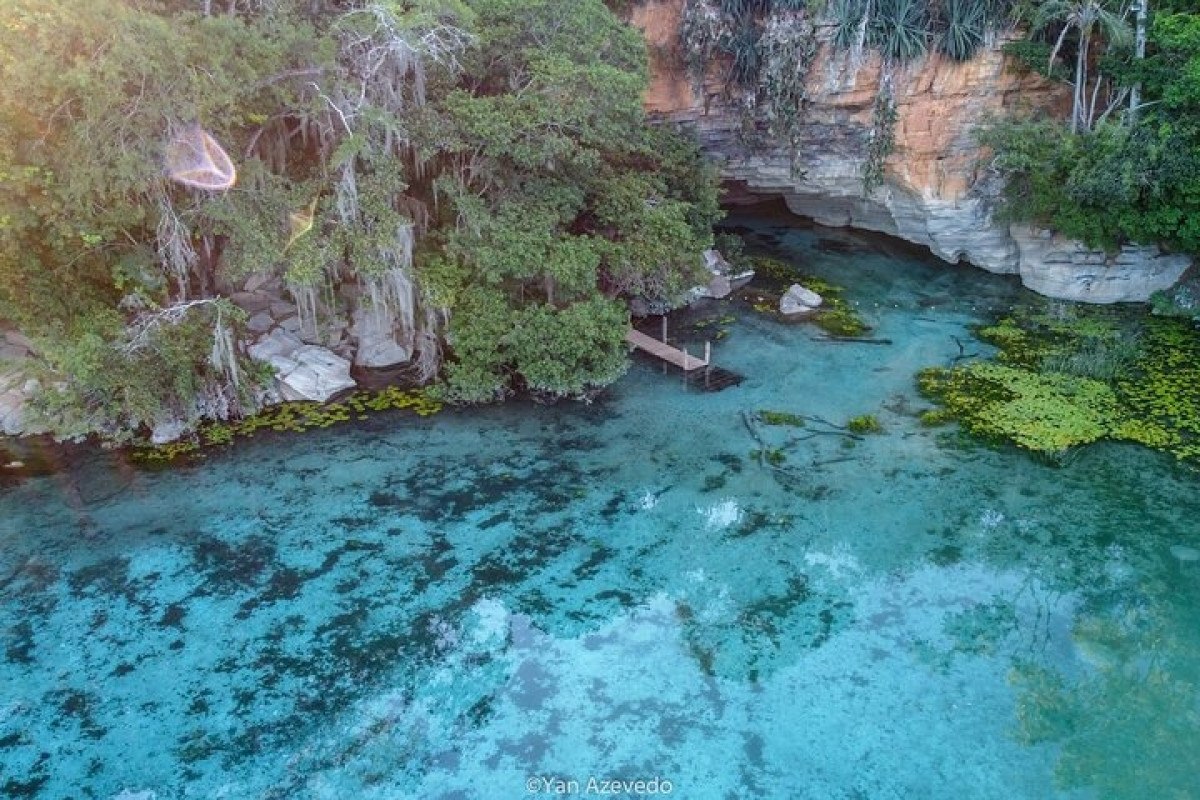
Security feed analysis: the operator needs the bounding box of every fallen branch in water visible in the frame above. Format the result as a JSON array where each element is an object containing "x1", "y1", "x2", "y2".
[{"x1": 812, "y1": 335, "x2": 893, "y2": 345}]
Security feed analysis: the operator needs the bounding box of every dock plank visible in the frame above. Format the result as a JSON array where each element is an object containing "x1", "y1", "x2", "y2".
[{"x1": 626, "y1": 329, "x2": 708, "y2": 371}]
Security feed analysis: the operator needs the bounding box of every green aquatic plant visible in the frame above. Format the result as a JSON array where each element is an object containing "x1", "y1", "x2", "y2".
[
  {"x1": 920, "y1": 304, "x2": 1200, "y2": 464},
  {"x1": 132, "y1": 387, "x2": 443, "y2": 463},
  {"x1": 752, "y1": 446, "x2": 788, "y2": 466},
  {"x1": 757, "y1": 409, "x2": 807, "y2": 426},
  {"x1": 846, "y1": 413, "x2": 883, "y2": 433},
  {"x1": 813, "y1": 306, "x2": 870, "y2": 337}
]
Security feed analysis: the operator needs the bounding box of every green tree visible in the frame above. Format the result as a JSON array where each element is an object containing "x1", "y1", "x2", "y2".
[{"x1": 1033, "y1": 0, "x2": 1132, "y2": 132}]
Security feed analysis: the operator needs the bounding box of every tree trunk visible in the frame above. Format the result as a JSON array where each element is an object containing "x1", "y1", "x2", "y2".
[
  {"x1": 1130, "y1": 0, "x2": 1148, "y2": 119},
  {"x1": 1073, "y1": 34, "x2": 1089, "y2": 133}
]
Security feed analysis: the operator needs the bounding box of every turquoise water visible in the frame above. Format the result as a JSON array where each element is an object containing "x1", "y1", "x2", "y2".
[{"x1": 3, "y1": 214, "x2": 1198, "y2": 799}]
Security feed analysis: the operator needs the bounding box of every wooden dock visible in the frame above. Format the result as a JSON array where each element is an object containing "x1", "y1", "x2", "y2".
[{"x1": 626, "y1": 328, "x2": 709, "y2": 371}]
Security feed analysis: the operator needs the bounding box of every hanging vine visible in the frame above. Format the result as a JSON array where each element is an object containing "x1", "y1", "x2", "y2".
[
  {"x1": 679, "y1": 1, "x2": 818, "y2": 152},
  {"x1": 862, "y1": 80, "x2": 898, "y2": 194}
]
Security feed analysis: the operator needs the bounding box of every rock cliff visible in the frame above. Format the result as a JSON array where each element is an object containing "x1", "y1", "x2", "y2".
[{"x1": 632, "y1": 0, "x2": 1192, "y2": 302}]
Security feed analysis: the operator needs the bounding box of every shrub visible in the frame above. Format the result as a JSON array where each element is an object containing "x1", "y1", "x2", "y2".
[
  {"x1": 868, "y1": 0, "x2": 930, "y2": 62},
  {"x1": 936, "y1": 0, "x2": 987, "y2": 61}
]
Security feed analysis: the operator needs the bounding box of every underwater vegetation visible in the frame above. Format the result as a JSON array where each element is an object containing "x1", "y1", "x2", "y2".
[
  {"x1": 134, "y1": 387, "x2": 442, "y2": 463},
  {"x1": 742, "y1": 255, "x2": 871, "y2": 337},
  {"x1": 846, "y1": 414, "x2": 883, "y2": 434},
  {"x1": 918, "y1": 303, "x2": 1200, "y2": 463}
]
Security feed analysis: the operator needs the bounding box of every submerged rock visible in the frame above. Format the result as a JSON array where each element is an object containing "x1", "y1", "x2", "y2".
[{"x1": 780, "y1": 284, "x2": 823, "y2": 316}]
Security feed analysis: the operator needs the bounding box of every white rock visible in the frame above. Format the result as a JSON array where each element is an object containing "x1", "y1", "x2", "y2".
[
  {"x1": 279, "y1": 315, "x2": 303, "y2": 333},
  {"x1": 247, "y1": 328, "x2": 303, "y2": 363},
  {"x1": 349, "y1": 307, "x2": 412, "y2": 368},
  {"x1": 150, "y1": 418, "x2": 188, "y2": 445},
  {"x1": 780, "y1": 284, "x2": 823, "y2": 315},
  {"x1": 1011, "y1": 225, "x2": 1193, "y2": 303},
  {"x1": 703, "y1": 248, "x2": 733, "y2": 274},
  {"x1": 274, "y1": 346, "x2": 356, "y2": 402},
  {"x1": 701, "y1": 274, "x2": 733, "y2": 299}
]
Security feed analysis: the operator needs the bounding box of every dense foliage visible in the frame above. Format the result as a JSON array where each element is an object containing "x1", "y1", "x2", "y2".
[
  {"x1": 0, "y1": 0, "x2": 721, "y2": 438},
  {"x1": 986, "y1": 1, "x2": 1200, "y2": 257}
]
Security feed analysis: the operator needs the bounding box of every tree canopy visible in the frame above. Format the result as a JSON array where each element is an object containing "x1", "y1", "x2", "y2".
[{"x1": 0, "y1": 0, "x2": 720, "y2": 437}]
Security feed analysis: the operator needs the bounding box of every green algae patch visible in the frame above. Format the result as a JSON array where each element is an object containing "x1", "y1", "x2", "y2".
[
  {"x1": 756, "y1": 410, "x2": 807, "y2": 427},
  {"x1": 133, "y1": 387, "x2": 442, "y2": 463},
  {"x1": 742, "y1": 256, "x2": 871, "y2": 337},
  {"x1": 919, "y1": 304, "x2": 1200, "y2": 464},
  {"x1": 919, "y1": 363, "x2": 1118, "y2": 455},
  {"x1": 846, "y1": 413, "x2": 883, "y2": 434}
]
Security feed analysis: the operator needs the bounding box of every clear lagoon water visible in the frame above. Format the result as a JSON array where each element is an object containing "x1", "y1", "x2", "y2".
[{"x1": 2, "y1": 213, "x2": 1198, "y2": 799}]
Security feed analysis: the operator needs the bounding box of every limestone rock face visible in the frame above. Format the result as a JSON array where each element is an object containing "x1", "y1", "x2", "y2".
[
  {"x1": 349, "y1": 306, "x2": 413, "y2": 368},
  {"x1": 632, "y1": 1, "x2": 1190, "y2": 302},
  {"x1": 780, "y1": 284, "x2": 823, "y2": 315},
  {"x1": 1010, "y1": 226, "x2": 1193, "y2": 303}
]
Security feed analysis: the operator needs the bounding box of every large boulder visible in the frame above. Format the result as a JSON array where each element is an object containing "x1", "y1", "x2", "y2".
[
  {"x1": 275, "y1": 347, "x2": 357, "y2": 402},
  {"x1": 697, "y1": 248, "x2": 755, "y2": 300},
  {"x1": 248, "y1": 327, "x2": 304, "y2": 362},
  {"x1": 780, "y1": 284, "x2": 823, "y2": 316},
  {"x1": 248, "y1": 328, "x2": 355, "y2": 402},
  {"x1": 349, "y1": 306, "x2": 412, "y2": 368}
]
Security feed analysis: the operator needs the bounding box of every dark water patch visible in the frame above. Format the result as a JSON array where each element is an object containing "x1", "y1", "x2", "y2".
[
  {"x1": 49, "y1": 688, "x2": 106, "y2": 740},
  {"x1": 368, "y1": 490, "x2": 403, "y2": 509},
  {"x1": 572, "y1": 544, "x2": 617, "y2": 582},
  {"x1": 477, "y1": 512, "x2": 509, "y2": 530},
  {"x1": 599, "y1": 491, "x2": 627, "y2": 522},
  {"x1": 410, "y1": 532, "x2": 458, "y2": 596},
  {"x1": 929, "y1": 545, "x2": 963, "y2": 566},
  {"x1": 159, "y1": 602, "x2": 187, "y2": 629},
  {"x1": 592, "y1": 589, "x2": 635, "y2": 607},
  {"x1": 1, "y1": 755, "x2": 49, "y2": 799},
  {"x1": 190, "y1": 536, "x2": 276, "y2": 593},
  {"x1": 0, "y1": 559, "x2": 59, "y2": 599},
  {"x1": 68, "y1": 557, "x2": 135, "y2": 602},
  {"x1": 4, "y1": 619, "x2": 34, "y2": 664}
]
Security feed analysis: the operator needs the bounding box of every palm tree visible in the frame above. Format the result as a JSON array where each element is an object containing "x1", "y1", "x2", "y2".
[{"x1": 1034, "y1": 0, "x2": 1132, "y2": 133}]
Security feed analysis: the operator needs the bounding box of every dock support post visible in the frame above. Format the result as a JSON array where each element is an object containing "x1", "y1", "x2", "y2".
[
  {"x1": 661, "y1": 315, "x2": 668, "y2": 344},
  {"x1": 683, "y1": 346, "x2": 690, "y2": 371},
  {"x1": 704, "y1": 341, "x2": 711, "y2": 366}
]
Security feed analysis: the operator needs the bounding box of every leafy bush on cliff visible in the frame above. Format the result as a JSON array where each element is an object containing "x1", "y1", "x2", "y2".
[{"x1": 0, "y1": 0, "x2": 722, "y2": 437}]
